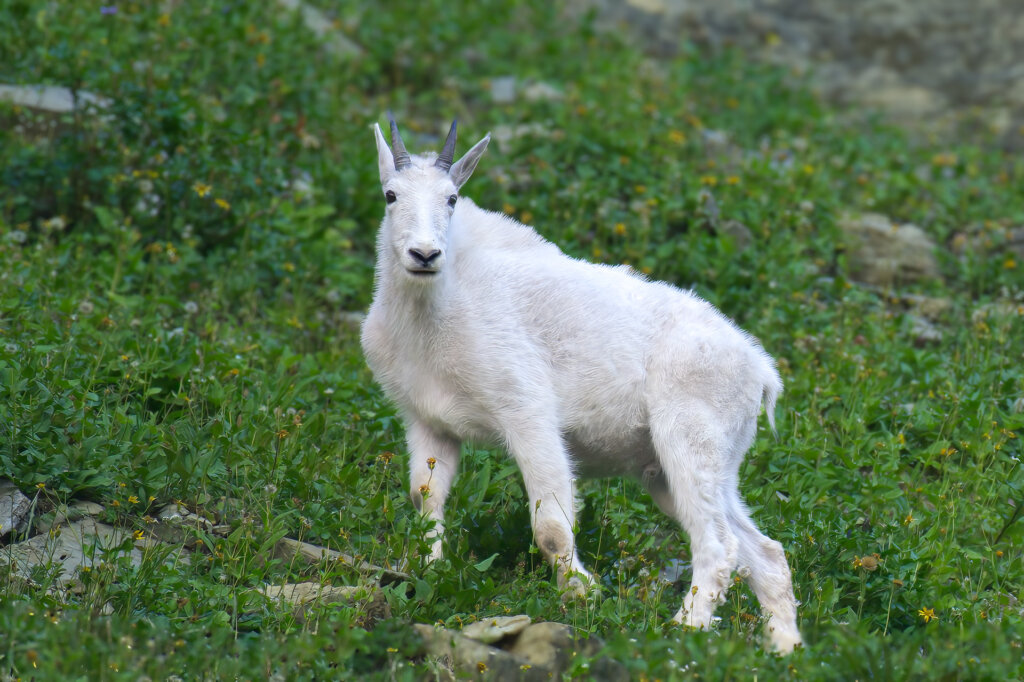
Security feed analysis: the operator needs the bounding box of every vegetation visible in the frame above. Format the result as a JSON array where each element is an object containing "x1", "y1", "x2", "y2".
[{"x1": 1, "y1": 0, "x2": 1021, "y2": 679}]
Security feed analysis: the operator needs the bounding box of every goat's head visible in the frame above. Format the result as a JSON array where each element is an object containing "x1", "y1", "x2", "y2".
[{"x1": 373, "y1": 118, "x2": 490, "y2": 280}]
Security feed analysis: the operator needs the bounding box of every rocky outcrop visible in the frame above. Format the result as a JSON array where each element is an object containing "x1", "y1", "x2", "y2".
[{"x1": 570, "y1": 0, "x2": 1024, "y2": 147}]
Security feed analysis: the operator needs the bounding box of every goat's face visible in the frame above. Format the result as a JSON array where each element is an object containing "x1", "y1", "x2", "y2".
[{"x1": 374, "y1": 120, "x2": 490, "y2": 281}]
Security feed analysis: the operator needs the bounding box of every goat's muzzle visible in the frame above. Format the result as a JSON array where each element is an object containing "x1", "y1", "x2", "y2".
[{"x1": 406, "y1": 247, "x2": 442, "y2": 275}]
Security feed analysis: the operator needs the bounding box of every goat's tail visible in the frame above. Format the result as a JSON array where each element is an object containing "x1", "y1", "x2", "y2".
[{"x1": 760, "y1": 357, "x2": 784, "y2": 435}]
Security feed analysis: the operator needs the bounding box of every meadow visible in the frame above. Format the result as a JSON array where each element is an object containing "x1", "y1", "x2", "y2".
[{"x1": 1, "y1": 1, "x2": 1022, "y2": 679}]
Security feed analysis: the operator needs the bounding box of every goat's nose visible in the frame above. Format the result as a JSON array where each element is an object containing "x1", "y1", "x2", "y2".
[{"x1": 408, "y1": 248, "x2": 442, "y2": 267}]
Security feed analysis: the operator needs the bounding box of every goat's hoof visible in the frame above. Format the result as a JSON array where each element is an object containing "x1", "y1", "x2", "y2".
[
  {"x1": 766, "y1": 625, "x2": 803, "y2": 655},
  {"x1": 670, "y1": 608, "x2": 720, "y2": 631},
  {"x1": 558, "y1": 571, "x2": 597, "y2": 602}
]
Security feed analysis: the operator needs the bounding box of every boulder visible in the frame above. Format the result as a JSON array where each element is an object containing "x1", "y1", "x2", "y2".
[
  {"x1": 0, "y1": 480, "x2": 31, "y2": 538},
  {"x1": 838, "y1": 212, "x2": 941, "y2": 287}
]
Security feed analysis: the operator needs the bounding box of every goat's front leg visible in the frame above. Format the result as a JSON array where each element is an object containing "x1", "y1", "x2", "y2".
[
  {"x1": 505, "y1": 427, "x2": 595, "y2": 598},
  {"x1": 406, "y1": 420, "x2": 460, "y2": 562}
]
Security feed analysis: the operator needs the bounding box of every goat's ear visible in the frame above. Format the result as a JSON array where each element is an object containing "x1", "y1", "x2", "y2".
[
  {"x1": 374, "y1": 123, "x2": 396, "y2": 185},
  {"x1": 448, "y1": 133, "x2": 490, "y2": 189}
]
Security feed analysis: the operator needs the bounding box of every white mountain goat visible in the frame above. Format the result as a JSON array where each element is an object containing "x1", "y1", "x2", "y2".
[{"x1": 361, "y1": 118, "x2": 802, "y2": 653}]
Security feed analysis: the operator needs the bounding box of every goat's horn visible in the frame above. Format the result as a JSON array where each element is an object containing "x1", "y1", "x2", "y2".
[
  {"x1": 435, "y1": 120, "x2": 457, "y2": 172},
  {"x1": 389, "y1": 119, "x2": 411, "y2": 171}
]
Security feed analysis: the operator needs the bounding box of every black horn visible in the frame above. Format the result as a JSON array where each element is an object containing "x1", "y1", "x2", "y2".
[
  {"x1": 389, "y1": 118, "x2": 411, "y2": 171},
  {"x1": 435, "y1": 120, "x2": 457, "y2": 172}
]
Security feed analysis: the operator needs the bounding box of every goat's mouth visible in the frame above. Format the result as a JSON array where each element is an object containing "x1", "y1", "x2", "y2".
[{"x1": 406, "y1": 268, "x2": 440, "y2": 277}]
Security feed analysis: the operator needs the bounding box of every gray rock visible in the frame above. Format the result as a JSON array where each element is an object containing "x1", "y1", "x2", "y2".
[
  {"x1": 275, "y1": 0, "x2": 361, "y2": 57},
  {"x1": 1, "y1": 518, "x2": 144, "y2": 588},
  {"x1": 415, "y1": 618, "x2": 628, "y2": 681},
  {"x1": 0, "y1": 84, "x2": 111, "y2": 113},
  {"x1": 522, "y1": 81, "x2": 565, "y2": 102},
  {"x1": 461, "y1": 614, "x2": 532, "y2": 644},
  {"x1": 0, "y1": 480, "x2": 31, "y2": 537},
  {"x1": 720, "y1": 219, "x2": 754, "y2": 251},
  {"x1": 564, "y1": 0, "x2": 1024, "y2": 148},
  {"x1": 907, "y1": 314, "x2": 943, "y2": 346},
  {"x1": 273, "y1": 536, "x2": 410, "y2": 586},
  {"x1": 490, "y1": 76, "x2": 518, "y2": 104},
  {"x1": 838, "y1": 212, "x2": 941, "y2": 286},
  {"x1": 259, "y1": 582, "x2": 390, "y2": 624},
  {"x1": 33, "y1": 500, "x2": 106, "y2": 535},
  {"x1": 900, "y1": 293, "x2": 953, "y2": 321}
]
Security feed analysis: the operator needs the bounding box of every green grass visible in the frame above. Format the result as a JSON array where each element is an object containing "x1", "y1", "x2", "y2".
[{"x1": 1, "y1": 0, "x2": 1022, "y2": 679}]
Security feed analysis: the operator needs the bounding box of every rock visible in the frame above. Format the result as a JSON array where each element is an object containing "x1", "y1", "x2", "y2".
[
  {"x1": 972, "y1": 301, "x2": 1024, "y2": 324},
  {"x1": 273, "y1": 536, "x2": 410, "y2": 586},
  {"x1": 0, "y1": 84, "x2": 111, "y2": 113},
  {"x1": 522, "y1": 81, "x2": 564, "y2": 102},
  {"x1": 461, "y1": 614, "x2": 532, "y2": 644},
  {"x1": 908, "y1": 314, "x2": 942, "y2": 346},
  {"x1": 1008, "y1": 227, "x2": 1024, "y2": 260},
  {"x1": 490, "y1": 76, "x2": 518, "y2": 104},
  {"x1": 491, "y1": 122, "x2": 551, "y2": 150},
  {"x1": 32, "y1": 500, "x2": 106, "y2": 535},
  {"x1": 416, "y1": 618, "x2": 628, "y2": 681},
  {"x1": 152, "y1": 502, "x2": 226, "y2": 546},
  {"x1": 564, "y1": 0, "x2": 1024, "y2": 148},
  {"x1": 719, "y1": 219, "x2": 753, "y2": 251},
  {"x1": 900, "y1": 293, "x2": 953, "y2": 321},
  {"x1": 0, "y1": 480, "x2": 31, "y2": 538},
  {"x1": 1, "y1": 518, "x2": 144, "y2": 589},
  {"x1": 275, "y1": 0, "x2": 361, "y2": 57},
  {"x1": 415, "y1": 624, "x2": 536, "y2": 680},
  {"x1": 838, "y1": 212, "x2": 941, "y2": 286},
  {"x1": 507, "y1": 622, "x2": 577, "y2": 670},
  {"x1": 259, "y1": 582, "x2": 390, "y2": 624}
]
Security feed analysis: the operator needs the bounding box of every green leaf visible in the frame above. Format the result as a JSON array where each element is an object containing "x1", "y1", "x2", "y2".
[{"x1": 473, "y1": 553, "x2": 499, "y2": 573}]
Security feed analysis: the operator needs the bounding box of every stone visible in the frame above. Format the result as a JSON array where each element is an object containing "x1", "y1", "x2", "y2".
[
  {"x1": 563, "y1": 0, "x2": 1024, "y2": 148},
  {"x1": 838, "y1": 212, "x2": 941, "y2": 287},
  {"x1": 258, "y1": 582, "x2": 390, "y2": 624},
  {"x1": 720, "y1": 219, "x2": 754, "y2": 251},
  {"x1": 0, "y1": 84, "x2": 111, "y2": 113},
  {"x1": 414, "y1": 618, "x2": 627, "y2": 680},
  {"x1": 507, "y1": 622, "x2": 576, "y2": 670},
  {"x1": 273, "y1": 536, "x2": 410, "y2": 586},
  {"x1": 1, "y1": 518, "x2": 145, "y2": 588},
  {"x1": 415, "y1": 624, "x2": 537, "y2": 680},
  {"x1": 33, "y1": 501, "x2": 106, "y2": 535},
  {"x1": 275, "y1": 0, "x2": 361, "y2": 57},
  {"x1": 522, "y1": 81, "x2": 564, "y2": 102},
  {"x1": 461, "y1": 614, "x2": 532, "y2": 644},
  {"x1": 0, "y1": 480, "x2": 31, "y2": 538},
  {"x1": 490, "y1": 76, "x2": 518, "y2": 104},
  {"x1": 900, "y1": 293, "x2": 953, "y2": 321},
  {"x1": 907, "y1": 314, "x2": 942, "y2": 347}
]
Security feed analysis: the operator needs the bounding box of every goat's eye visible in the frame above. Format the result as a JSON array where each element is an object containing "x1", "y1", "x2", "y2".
[
  {"x1": 385, "y1": 190, "x2": 397, "y2": 204},
  {"x1": 447, "y1": 194, "x2": 458, "y2": 208}
]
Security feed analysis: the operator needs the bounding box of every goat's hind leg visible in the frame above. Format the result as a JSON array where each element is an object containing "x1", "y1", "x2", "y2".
[
  {"x1": 406, "y1": 420, "x2": 461, "y2": 562},
  {"x1": 648, "y1": 407, "x2": 738, "y2": 631}
]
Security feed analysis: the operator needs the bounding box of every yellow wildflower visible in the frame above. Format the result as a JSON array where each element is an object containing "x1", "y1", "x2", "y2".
[
  {"x1": 918, "y1": 607, "x2": 937, "y2": 623},
  {"x1": 192, "y1": 182, "x2": 212, "y2": 198}
]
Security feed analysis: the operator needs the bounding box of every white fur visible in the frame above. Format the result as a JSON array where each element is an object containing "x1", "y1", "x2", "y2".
[{"x1": 361, "y1": 122, "x2": 802, "y2": 653}]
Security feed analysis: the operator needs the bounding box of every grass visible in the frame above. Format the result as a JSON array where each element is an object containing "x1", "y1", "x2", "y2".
[{"x1": 1, "y1": 0, "x2": 1022, "y2": 679}]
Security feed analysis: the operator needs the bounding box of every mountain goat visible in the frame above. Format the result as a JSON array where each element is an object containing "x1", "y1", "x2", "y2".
[{"x1": 361, "y1": 118, "x2": 802, "y2": 653}]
